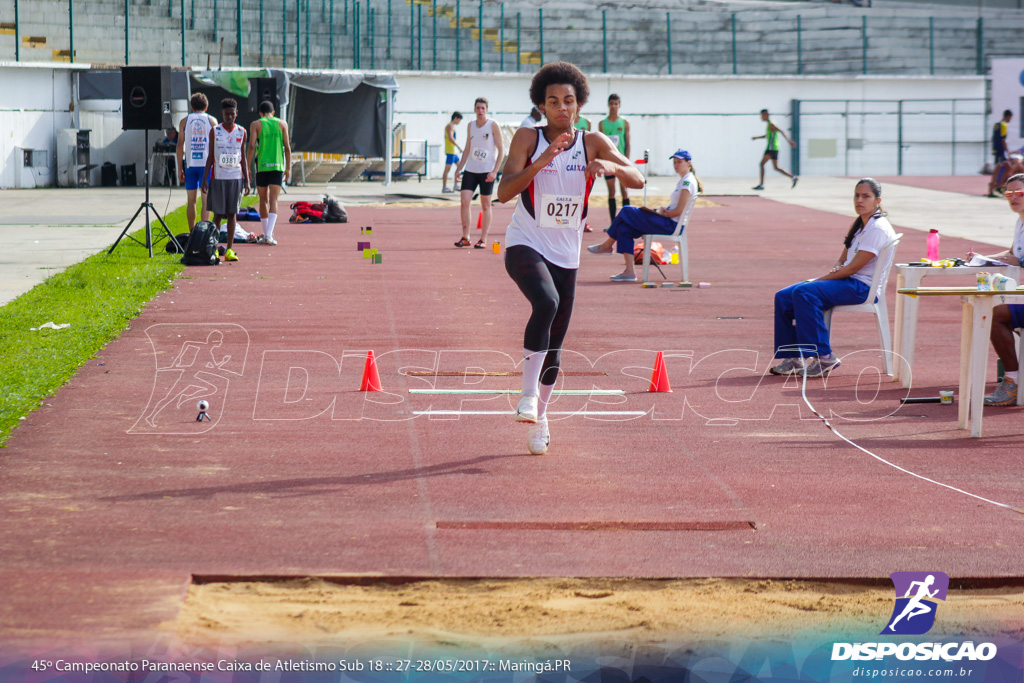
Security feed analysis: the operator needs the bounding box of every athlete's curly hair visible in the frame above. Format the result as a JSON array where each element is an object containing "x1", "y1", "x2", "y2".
[{"x1": 529, "y1": 62, "x2": 589, "y2": 108}]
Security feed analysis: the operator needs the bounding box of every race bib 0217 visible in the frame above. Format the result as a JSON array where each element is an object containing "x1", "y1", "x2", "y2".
[{"x1": 539, "y1": 194, "x2": 583, "y2": 229}]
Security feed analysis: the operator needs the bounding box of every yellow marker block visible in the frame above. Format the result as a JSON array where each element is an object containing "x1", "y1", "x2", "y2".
[{"x1": 363, "y1": 248, "x2": 372, "y2": 259}]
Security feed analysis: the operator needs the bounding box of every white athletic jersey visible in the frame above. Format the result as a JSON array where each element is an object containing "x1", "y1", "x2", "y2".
[
  {"x1": 212, "y1": 123, "x2": 245, "y2": 180},
  {"x1": 184, "y1": 112, "x2": 215, "y2": 168},
  {"x1": 464, "y1": 118, "x2": 498, "y2": 174},
  {"x1": 669, "y1": 171, "x2": 699, "y2": 228},
  {"x1": 506, "y1": 128, "x2": 593, "y2": 269},
  {"x1": 845, "y1": 213, "x2": 896, "y2": 286}
]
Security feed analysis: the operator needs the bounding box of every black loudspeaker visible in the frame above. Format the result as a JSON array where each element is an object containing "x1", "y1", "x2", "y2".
[
  {"x1": 121, "y1": 66, "x2": 172, "y2": 130},
  {"x1": 121, "y1": 163, "x2": 137, "y2": 186},
  {"x1": 251, "y1": 77, "x2": 279, "y2": 115},
  {"x1": 101, "y1": 162, "x2": 118, "y2": 187}
]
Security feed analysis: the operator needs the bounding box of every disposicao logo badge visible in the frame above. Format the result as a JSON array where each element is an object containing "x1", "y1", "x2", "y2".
[{"x1": 881, "y1": 572, "x2": 949, "y2": 635}]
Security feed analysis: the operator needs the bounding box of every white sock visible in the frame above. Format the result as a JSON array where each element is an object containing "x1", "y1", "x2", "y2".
[
  {"x1": 521, "y1": 348, "x2": 545, "y2": 398},
  {"x1": 261, "y1": 217, "x2": 268, "y2": 234},
  {"x1": 1005, "y1": 370, "x2": 1019, "y2": 383},
  {"x1": 266, "y1": 213, "x2": 278, "y2": 240},
  {"x1": 537, "y1": 382, "x2": 554, "y2": 419}
]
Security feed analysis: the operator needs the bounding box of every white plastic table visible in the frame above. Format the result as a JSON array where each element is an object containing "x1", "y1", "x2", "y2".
[
  {"x1": 892, "y1": 265, "x2": 1020, "y2": 387},
  {"x1": 898, "y1": 287, "x2": 1024, "y2": 437}
]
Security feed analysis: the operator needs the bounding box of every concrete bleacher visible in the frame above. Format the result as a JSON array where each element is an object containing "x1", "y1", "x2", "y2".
[{"x1": 1, "y1": 0, "x2": 1023, "y2": 76}]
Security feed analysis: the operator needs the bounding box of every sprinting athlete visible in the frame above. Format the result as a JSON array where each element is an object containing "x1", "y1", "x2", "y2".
[
  {"x1": 202, "y1": 99, "x2": 250, "y2": 262},
  {"x1": 247, "y1": 100, "x2": 291, "y2": 246},
  {"x1": 752, "y1": 108, "x2": 797, "y2": 190},
  {"x1": 176, "y1": 93, "x2": 218, "y2": 230},
  {"x1": 453, "y1": 98, "x2": 504, "y2": 248},
  {"x1": 498, "y1": 62, "x2": 643, "y2": 455},
  {"x1": 599, "y1": 94, "x2": 631, "y2": 222}
]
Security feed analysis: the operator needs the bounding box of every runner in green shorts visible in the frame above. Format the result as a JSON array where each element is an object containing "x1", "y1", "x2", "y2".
[
  {"x1": 752, "y1": 108, "x2": 797, "y2": 191},
  {"x1": 599, "y1": 94, "x2": 630, "y2": 222}
]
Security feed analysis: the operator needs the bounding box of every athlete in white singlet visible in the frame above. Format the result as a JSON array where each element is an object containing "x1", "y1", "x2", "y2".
[
  {"x1": 176, "y1": 92, "x2": 218, "y2": 229},
  {"x1": 202, "y1": 98, "x2": 250, "y2": 262},
  {"x1": 498, "y1": 62, "x2": 644, "y2": 455},
  {"x1": 453, "y1": 97, "x2": 504, "y2": 248}
]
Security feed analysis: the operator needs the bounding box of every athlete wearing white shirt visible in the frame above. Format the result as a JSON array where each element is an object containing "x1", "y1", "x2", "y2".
[
  {"x1": 453, "y1": 98, "x2": 504, "y2": 248},
  {"x1": 175, "y1": 92, "x2": 218, "y2": 229},
  {"x1": 497, "y1": 62, "x2": 644, "y2": 455},
  {"x1": 771, "y1": 178, "x2": 896, "y2": 378},
  {"x1": 586, "y1": 149, "x2": 702, "y2": 281},
  {"x1": 202, "y1": 98, "x2": 250, "y2": 262}
]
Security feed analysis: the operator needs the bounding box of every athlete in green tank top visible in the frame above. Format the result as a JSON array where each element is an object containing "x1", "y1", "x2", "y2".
[
  {"x1": 765, "y1": 122, "x2": 779, "y2": 152},
  {"x1": 752, "y1": 108, "x2": 797, "y2": 191},
  {"x1": 599, "y1": 94, "x2": 631, "y2": 221},
  {"x1": 247, "y1": 101, "x2": 292, "y2": 245},
  {"x1": 256, "y1": 116, "x2": 285, "y2": 172}
]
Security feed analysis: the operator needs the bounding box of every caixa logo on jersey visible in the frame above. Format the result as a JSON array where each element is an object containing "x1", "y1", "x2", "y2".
[{"x1": 882, "y1": 571, "x2": 948, "y2": 635}]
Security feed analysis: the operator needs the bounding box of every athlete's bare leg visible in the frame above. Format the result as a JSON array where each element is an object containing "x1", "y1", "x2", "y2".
[
  {"x1": 460, "y1": 188, "x2": 473, "y2": 240},
  {"x1": 479, "y1": 194, "x2": 493, "y2": 242}
]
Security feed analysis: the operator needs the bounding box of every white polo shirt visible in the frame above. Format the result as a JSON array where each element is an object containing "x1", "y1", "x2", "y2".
[{"x1": 845, "y1": 213, "x2": 896, "y2": 286}]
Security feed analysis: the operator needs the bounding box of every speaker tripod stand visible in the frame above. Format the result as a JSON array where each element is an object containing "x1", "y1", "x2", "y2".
[{"x1": 108, "y1": 130, "x2": 182, "y2": 257}]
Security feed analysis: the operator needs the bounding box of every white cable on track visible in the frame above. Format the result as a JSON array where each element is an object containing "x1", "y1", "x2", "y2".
[{"x1": 799, "y1": 370, "x2": 1024, "y2": 515}]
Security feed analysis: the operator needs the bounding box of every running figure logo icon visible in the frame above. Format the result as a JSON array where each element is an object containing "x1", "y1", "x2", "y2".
[
  {"x1": 130, "y1": 323, "x2": 250, "y2": 434},
  {"x1": 882, "y1": 572, "x2": 949, "y2": 635}
]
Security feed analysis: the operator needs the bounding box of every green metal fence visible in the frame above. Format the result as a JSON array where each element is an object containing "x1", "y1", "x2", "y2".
[{"x1": 8, "y1": 0, "x2": 1024, "y2": 76}]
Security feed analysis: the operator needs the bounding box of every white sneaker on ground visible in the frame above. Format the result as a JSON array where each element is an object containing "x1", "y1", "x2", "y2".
[
  {"x1": 769, "y1": 358, "x2": 805, "y2": 376},
  {"x1": 515, "y1": 394, "x2": 539, "y2": 423},
  {"x1": 527, "y1": 417, "x2": 550, "y2": 455},
  {"x1": 587, "y1": 244, "x2": 611, "y2": 254},
  {"x1": 263, "y1": 236, "x2": 277, "y2": 245},
  {"x1": 803, "y1": 356, "x2": 841, "y2": 378},
  {"x1": 609, "y1": 273, "x2": 637, "y2": 282}
]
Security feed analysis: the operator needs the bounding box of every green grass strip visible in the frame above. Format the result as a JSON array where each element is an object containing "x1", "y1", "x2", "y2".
[{"x1": 0, "y1": 198, "x2": 256, "y2": 446}]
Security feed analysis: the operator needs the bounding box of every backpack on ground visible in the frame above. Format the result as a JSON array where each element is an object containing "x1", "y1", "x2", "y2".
[
  {"x1": 633, "y1": 241, "x2": 666, "y2": 265},
  {"x1": 289, "y1": 201, "x2": 325, "y2": 223},
  {"x1": 165, "y1": 232, "x2": 191, "y2": 254},
  {"x1": 323, "y1": 194, "x2": 348, "y2": 223},
  {"x1": 180, "y1": 221, "x2": 221, "y2": 266}
]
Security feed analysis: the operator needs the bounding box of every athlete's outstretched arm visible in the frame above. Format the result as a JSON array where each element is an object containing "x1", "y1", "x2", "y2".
[
  {"x1": 586, "y1": 133, "x2": 644, "y2": 189},
  {"x1": 487, "y1": 119, "x2": 505, "y2": 183},
  {"x1": 497, "y1": 128, "x2": 572, "y2": 204},
  {"x1": 246, "y1": 119, "x2": 261, "y2": 178},
  {"x1": 453, "y1": 121, "x2": 473, "y2": 180},
  {"x1": 281, "y1": 121, "x2": 292, "y2": 183}
]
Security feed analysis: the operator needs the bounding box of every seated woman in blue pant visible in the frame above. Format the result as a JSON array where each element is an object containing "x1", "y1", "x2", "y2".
[
  {"x1": 587, "y1": 149, "x2": 701, "y2": 282},
  {"x1": 770, "y1": 177, "x2": 896, "y2": 378}
]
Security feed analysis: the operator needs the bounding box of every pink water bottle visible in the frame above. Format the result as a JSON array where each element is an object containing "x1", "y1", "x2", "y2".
[{"x1": 926, "y1": 229, "x2": 940, "y2": 261}]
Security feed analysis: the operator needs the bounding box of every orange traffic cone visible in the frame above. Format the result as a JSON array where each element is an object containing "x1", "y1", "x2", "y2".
[
  {"x1": 360, "y1": 350, "x2": 382, "y2": 391},
  {"x1": 476, "y1": 211, "x2": 483, "y2": 229},
  {"x1": 648, "y1": 351, "x2": 672, "y2": 393}
]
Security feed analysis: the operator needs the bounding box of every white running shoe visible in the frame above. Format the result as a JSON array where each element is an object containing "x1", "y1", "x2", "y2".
[
  {"x1": 527, "y1": 417, "x2": 550, "y2": 455},
  {"x1": 263, "y1": 236, "x2": 277, "y2": 246},
  {"x1": 515, "y1": 394, "x2": 539, "y2": 423}
]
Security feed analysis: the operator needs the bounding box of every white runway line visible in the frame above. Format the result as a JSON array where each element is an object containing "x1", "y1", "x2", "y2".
[
  {"x1": 412, "y1": 410, "x2": 648, "y2": 417},
  {"x1": 409, "y1": 389, "x2": 625, "y2": 395}
]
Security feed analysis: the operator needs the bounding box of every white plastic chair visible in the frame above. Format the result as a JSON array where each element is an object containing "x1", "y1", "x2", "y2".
[
  {"x1": 822, "y1": 233, "x2": 903, "y2": 376},
  {"x1": 1015, "y1": 329, "x2": 1024, "y2": 405},
  {"x1": 641, "y1": 209, "x2": 688, "y2": 284}
]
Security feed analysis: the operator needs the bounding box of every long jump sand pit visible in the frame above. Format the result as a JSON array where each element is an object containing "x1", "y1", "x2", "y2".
[{"x1": 175, "y1": 578, "x2": 1024, "y2": 650}]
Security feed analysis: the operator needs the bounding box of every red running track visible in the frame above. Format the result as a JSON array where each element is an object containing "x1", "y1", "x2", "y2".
[{"x1": 1, "y1": 196, "x2": 1022, "y2": 644}]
